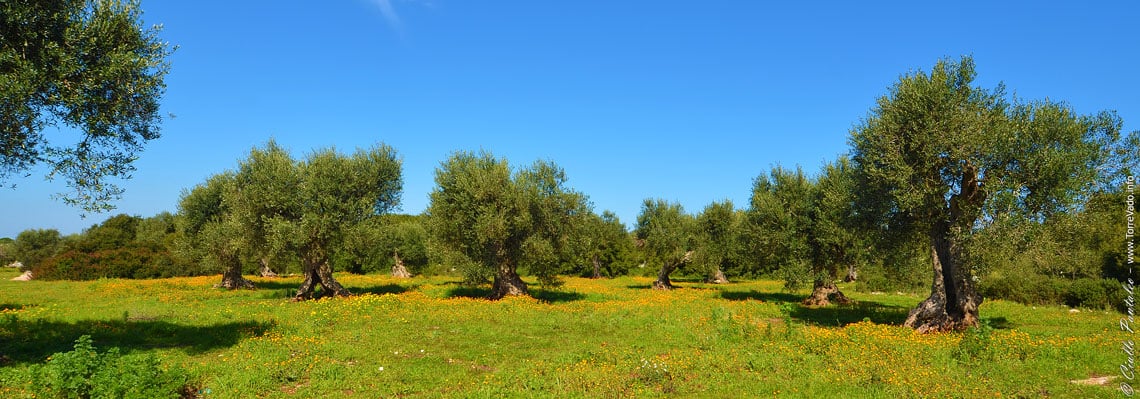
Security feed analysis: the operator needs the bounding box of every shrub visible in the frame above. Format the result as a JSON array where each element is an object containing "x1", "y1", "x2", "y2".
[
  {"x1": 977, "y1": 274, "x2": 1069, "y2": 306},
  {"x1": 33, "y1": 250, "x2": 98, "y2": 281},
  {"x1": 33, "y1": 335, "x2": 191, "y2": 399},
  {"x1": 33, "y1": 245, "x2": 190, "y2": 281},
  {"x1": 12, "y1": 229, "x2": 63, "y2": 272},
  {"x1": 1064, "y1": 278, "x2": 1118, "y2": 310},
  {"x1": 980, "y1": 275, "x2": 1130, "y2": 312}
]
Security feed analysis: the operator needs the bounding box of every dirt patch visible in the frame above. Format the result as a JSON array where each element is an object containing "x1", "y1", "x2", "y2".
[{"x1": 1071, "y1": 375, "x2": 1116, "y2": 386}]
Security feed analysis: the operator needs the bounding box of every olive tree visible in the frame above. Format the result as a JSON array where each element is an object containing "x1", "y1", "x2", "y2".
[
  {"x1": 227, "y1": 141, "x2": 301, "y2": 285},
  {"x1": 0, "y1": 238, "x2": 14, "y2": 266},
  {"x1": 427, "y1": 151, "x2": 588, "y2": 299},
  {"x1": 136, "y1": 212, "x2": 177, "y2": 248},
  {"x1": 68, "y1": 213, "x2": 140, "y2": 253},
  {"x1": 12, "y1": 228, "x2": 63, "y2": 272},
  {"x1": 850, "y1": 56, "x2": 1122, "y2": 332},
  {"x1": 743, "y1": 166, "x2": 815, "y2": 290},
  {"x1": 578, "y1": 210, "x2": 635, "y2": 278},
  {"x1": 635, "y1": 199, "x2": 693, "y2": 290},
  {"x1": 1, "y1": 0, "x2": 173, "y2": 212},
  {"x1": 692, "y1": 200, "x2": 738, "y2": 284},
  {"x1": 337, "y1": 214, "x2": 428, "y2": 277},
  {"x1": 175, "y1": 172, "x2": 252, "y2": 288},
  {"x1": 804, "y1": 156, "x2": 863, "y2": 306},
  {"x1": 270, "y1": 145, "x2": 403, "y2": 300}
]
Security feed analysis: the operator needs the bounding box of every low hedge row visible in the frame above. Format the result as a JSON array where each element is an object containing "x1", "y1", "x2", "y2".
[
  {"x1": 32, "y1": 245, "x2": 200, "y2": 281},
  {"x1": 978, "y1": 275, "x2": 1128, "y2": 312}
]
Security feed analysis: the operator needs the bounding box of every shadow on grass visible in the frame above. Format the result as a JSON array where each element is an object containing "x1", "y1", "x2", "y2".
[
  {"x1": 355, "y1": 284, "x2": 411, "y2": 296},
  {"x1": 625, "y1": 283, "x2": 713, "y2": 290},
  {"x1": 256, "y1": 281, "x2": 411, "y2": 299},
  {"x1": 532, "y1": 289, "x2": 586, "y2": 303},
  {"x1": 720, "y1": 289, "x2": 1013, "y2": 329},
  {"x1": 787, "y1": 301, "x2": 910, "y2": 326},
  {"x1": 719, "y1": 289, "x2": 911, "y2": 326},
  {"x1": 983, "y1": 316, "x2": 1014, "y2": 329},
  {"x1": 258, "y1": 283, "x2": 414, "y2": 298},
  {"x1": 443, "y1": 286, "x2": 586, "y2": 303},
  {"x1": 445, "y1": 286, "x2": 491, "y2": 299},
  {"x1": 720, "y1": 290, "x2": 802, "y2": 303},
  {"x1": 253, "y1": 280, "x2": 301, "y2": 291},
  {"x1": 0, "y1": 318, "x2": 274, "y2": 366}
]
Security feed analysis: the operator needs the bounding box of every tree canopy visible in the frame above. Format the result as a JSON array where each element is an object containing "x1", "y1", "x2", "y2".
[
  {"x1": 11, "y1": 228, "x2": 62, "y2": 272},
  {"x1": 743, "y1": 166, "x2": 815, "y2": 289},
  {"x1": 691, "y1": 200, "x2": 738, "y2": 284},
  {"x1": 576, "y1": 210, "x2": 635, "y2": 279},
  {"x1": 1, "y1": 0, "x2": 174, "y2": 212},
  {"x1": 635, "y1": 199, "x2": 692, "y2": 290}
]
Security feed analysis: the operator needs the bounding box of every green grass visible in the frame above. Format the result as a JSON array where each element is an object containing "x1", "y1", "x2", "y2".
[{"x1": 0, "y1": 267, "x2": 1126, "y2": 398}]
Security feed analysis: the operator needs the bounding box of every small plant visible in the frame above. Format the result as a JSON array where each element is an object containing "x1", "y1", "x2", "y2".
[
  {"x1": 953, "y1": 321, "x2": 994, "y2": 362},
  {"x1": 776, "y1": 302, "x2": 801, "y2": 339},
  {"x1": 634, "y1": 357, "x2": 675, "y2": 394},
  {"x1": 33, "y1": 335, "x2": 192, "y2": 399}
]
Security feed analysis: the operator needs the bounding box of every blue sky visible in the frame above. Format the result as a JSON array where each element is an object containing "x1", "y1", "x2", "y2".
[{"x1": 2, "y1": 0, "x2": 1138, "y2": 239}]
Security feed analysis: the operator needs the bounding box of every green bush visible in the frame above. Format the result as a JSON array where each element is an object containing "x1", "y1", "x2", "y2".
[
  {"x1": 34, "y1": 251, "x2": 97, "y2": 281},
  {"x1": 978, "y1": 275, "x2": 1069, "y2": 306},
  {"x1": 980, "y1": 275, "x2": 1130, "y2": 312},
  {"x1": 1064, "y1": 278, "x2": 1120, "y2": 310},
  {"x1": 33, "y1": 335, "x2": 191, "y2": 399},
  {"x1": 33, "y1": 245, "x2": 195, "y2": 281}
]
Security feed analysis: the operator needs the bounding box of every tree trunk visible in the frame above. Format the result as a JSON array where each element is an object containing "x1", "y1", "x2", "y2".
[
  {"x1": 903, "y1": 222, "x2": 982, "y2": 333},
  {"x1": 258, "y1": 258, "x2": 278, "y2": 278},
  {"x1": 391, "y1": 251, "x2": 412, "y2": 278},
  {"x1": 653, "y1": 251, "x2": 693, "y2": 290},
  {"x1": 216, "y1": 261, "x2": 255, "y2": 289},
  {"x1": 293, "y1": 252, "x2": 351, "y2": 301},
  {"x1": 906, "y1": 166, "x2": 985, "y2": 333},
  {"x1": 843, "y1": 264, "x2": 858, "y2": 282},
  {"x1": 705, "y1": 268, "x2": 729, "y2": 284},
  {"x1": 490, "y1": 261, "x2": 528, "y2": 299},
  {"x1": 653, "y1": 262, "x2": 676, "y2": 290},
  {"x1": 802, "y1": 279, "x2": 851, "y2": 306},
  {"x1": 591, "y1": 255, "x2": 602, "y2": 279}
]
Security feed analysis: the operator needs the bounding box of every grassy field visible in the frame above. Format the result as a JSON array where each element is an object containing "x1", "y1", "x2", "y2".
[{"x1": 0, "y1": 267, "x2": 1126, "y2": 398}]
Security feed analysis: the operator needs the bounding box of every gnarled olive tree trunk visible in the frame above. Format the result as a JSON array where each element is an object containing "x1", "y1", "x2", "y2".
[
  {"x1": 903, "y1": 224, "x2": 981, "y2": 332},
  {"x1": 904, "y1": 167, "x2": 984, "y2": 332},
  {"x1": 653, "y1": 251, "x2": 693, "y2": 290},
  {"x1": 804, "y1": 258, "x2": 850, "y2": 306},
  {"x1": 294, "y1": 249, "x2": 350, "y2": 300},
  {"x1": 652, "y1": 262, "x2": 678, "y2": 290},
  {"x1": 216, "y1": 252, "x2": 255, "y2": 289},
  {"x1": 843, "y1": 264, "x2": 858, "y2": 282},
  {"x1": 803, "y1": 280, "x2": 850, "y2": 306},
  {"x1": 490, "y1": 261, "x2": 527, "y2": 299},
  {"x1": 258, "y1": 258, "x2": 278, "y2": 278},
  {"x1": 391, "y1": 251, "x2": 412, "y2": 278},
  {"x1": 705, "y1": 268, "x2": 729, "y2": 284}
]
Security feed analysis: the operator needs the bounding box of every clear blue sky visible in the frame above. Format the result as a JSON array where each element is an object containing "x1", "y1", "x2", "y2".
[{"x1": 2, "y1": 0, "x2": 1138, "y2": 239}]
